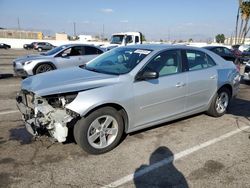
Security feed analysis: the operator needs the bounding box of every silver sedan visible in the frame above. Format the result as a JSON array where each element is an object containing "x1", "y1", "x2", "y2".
[
  {"x1": 16, "y1": 44, "x2": 241, "y2": 154},
  {"x1": 13, "y1": 44, "x2": 104, "y2": 77}
]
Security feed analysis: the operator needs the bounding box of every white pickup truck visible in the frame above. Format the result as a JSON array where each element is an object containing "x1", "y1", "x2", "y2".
[{"x1": 101, "y1": 32, "x2": 143, "y2": 50}]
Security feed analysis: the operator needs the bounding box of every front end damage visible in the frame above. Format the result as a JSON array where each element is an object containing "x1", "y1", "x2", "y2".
[{"x1": 16, "y1": 90, "x2": 79, "y2": 142}]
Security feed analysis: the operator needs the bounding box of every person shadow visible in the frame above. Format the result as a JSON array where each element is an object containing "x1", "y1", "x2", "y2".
[{"x1": 134, "y1": 146, "x2": 188, "y2": 188}]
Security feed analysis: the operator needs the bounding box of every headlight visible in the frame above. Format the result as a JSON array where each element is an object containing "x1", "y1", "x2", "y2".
[
  {"x1": 25, "y1": 93, "x2": 34, "y2": 108},
  {"x1": 45, "y1": 92, "x2": 78, "y2": 108}
]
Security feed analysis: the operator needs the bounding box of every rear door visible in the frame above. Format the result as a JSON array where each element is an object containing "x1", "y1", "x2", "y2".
[{"x1": 184, "y1": 50, "x2": 217, "y2": 111}]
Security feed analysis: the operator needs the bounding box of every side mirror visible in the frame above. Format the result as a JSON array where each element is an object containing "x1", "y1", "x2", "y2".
[
  {"x1": 61, "y1": 53, "x2": 68, "y2": 58},
  {"x1": 136, "y1": 71, "x2": 159, "y2": 81}
]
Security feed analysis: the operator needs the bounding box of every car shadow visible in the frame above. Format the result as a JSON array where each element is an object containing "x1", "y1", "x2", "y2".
[
  {"x1": 227, "y1": 97, "x2": 250, "y2": 118},
  {"x1": 241, "y1": 79, "x2": 250, "y2": 85},
  {"x1": 9, "y1": 127, "x2": 33, "y2": 145},
  {"x1": 133, "y1": 146, "x2": 188, "y2": 188},
  {"x1": 129, "y1": 112, "x2": 203, "y2": 137},
  {"x1": 0, "y1": 73, "x2": 14, "y2": 79}
]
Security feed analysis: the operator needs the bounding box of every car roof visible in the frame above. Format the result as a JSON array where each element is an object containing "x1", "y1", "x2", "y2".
[
  {"x1": 203, "y1": 46, "x2": 228, "y2": 49},
  {"x1": 59, "y1": 43, "x2": 104, "y2": 51}
]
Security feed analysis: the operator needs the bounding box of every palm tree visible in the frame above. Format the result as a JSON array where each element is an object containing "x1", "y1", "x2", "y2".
[
  {"x1": 240, "y1": 1, "x2": 250, "y2": 43},
  {"x1": 236, "y1": 0, "x2": 250, "y2": 44},
  {"x1": 235, "y1": 0, "x2": 242, "y2": 44}
]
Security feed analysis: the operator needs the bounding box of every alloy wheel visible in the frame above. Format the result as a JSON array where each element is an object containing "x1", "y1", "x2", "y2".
[
  {"x1": 215, "y1": 92, "x2": 229, "y2": 114},
  {"x1": 87, "y1": 115, "x2": 118, "y2": 149}
]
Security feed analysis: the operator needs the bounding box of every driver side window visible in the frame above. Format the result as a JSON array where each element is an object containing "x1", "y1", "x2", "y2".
[
  {"x1": 61, "y1": 46, "x2": 82, "y2": 57},
  {"x1": 142, "y1": 50, "x2": 182, "y2": 77},
  {"x1": 62, "y1": 48, "x2": 71, "y2": 57}
]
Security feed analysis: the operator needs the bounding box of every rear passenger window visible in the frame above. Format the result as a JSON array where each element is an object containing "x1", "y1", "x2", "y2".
[
  {"x1": 206, "y1": 55, "x2": 216, "y2": 67},
  {"x1": 186, "y1": 50, "x2": 215, "y2": 71}
]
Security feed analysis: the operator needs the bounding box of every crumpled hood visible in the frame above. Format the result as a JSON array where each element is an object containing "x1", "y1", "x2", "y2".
[
  {"x1": 21, "y1": 67, "x2": 119, "y2": 96},
  {"x1": 14, "y1": 54, "x2": 51, "y2": 63}
]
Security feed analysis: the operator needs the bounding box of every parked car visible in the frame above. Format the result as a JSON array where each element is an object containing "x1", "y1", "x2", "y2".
[
  {"x1": 33, "y1": 42, "x2": 55, "y2": 51},
  {"x1": 203, "y1": 46, "x2": 239, "y2": 63},
  {"x1": 242, "y1": 61, "x2": 250, "y2": 82},
  {"x1": 0, "y1": 43, "x2": 11, "y2": 49},
  {"x1": 239, "y1": 44, "x2": 250, "y2": 52},
  {"x1": 23, "y1": 42, "x2": 37, "y2": 50},
  {"x1": 13, "y1": 44, "x2": 104, "y2": 77},
  {"x1": 240, "y1": 47, "x2": 250, "y2": 63},
  {"x1": 231, "y1": 44, "x2": 240, "y2": 50},
  {"x1": 16, "y1": 44, "x2": 241, "y2": 154},
  {"x1": 231, "y1": 44, "x2": 242, "y2": 58}
]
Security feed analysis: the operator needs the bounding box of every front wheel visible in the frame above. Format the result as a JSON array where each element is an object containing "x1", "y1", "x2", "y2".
[
  {"x1": 34, "y1": 63, "x2": 54, "y2": 74},
  {"x1": 74, "y1": 107, "x2": 124, "y2": 154},
  {"x1": 207, "y1": 87, "x2": 231, "y2": 117}
]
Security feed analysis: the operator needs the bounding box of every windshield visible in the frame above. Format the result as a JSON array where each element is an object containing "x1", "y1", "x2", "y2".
[
  {"x1": 110, "y1": 35, "x2": 124, "y2": 44},
  {"x1": 43, "y1": 45, "x2": 67, "y2": 56},
  {"x1": 83, "y1": 47, "x2": 152, "y2": 75}
]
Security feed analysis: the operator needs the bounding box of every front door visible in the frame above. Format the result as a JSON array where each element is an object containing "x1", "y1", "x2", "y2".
[
  {"x1": 133, "y1": 50, "x2": 187, "y2": 128},
  {"x1": 55, "y1": 46, "x2": 84, "y2": 69}
]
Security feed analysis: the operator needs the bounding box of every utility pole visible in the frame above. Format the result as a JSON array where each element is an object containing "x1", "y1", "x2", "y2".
[
  {"x1": 168, "y1": 29, "x2": 170, "y2": 42},
  {"x1": 17, "y1": 17, "x2": 20, "y2": 30},
  {"x1": 73, "y1": 22, "x2": 76, "y2": 36},
  {"x1": 102, "y1": 24, "x2": 105, "y2": 41}
]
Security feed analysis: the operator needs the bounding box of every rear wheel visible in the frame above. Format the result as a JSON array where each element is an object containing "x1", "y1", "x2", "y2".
[
  {"x1": 38, "y1": 47, "x2": 42, "y2": 52},
  {"x1": 74, "y1": 107, "x2": 124, "y2": 154},
  {"x1": 34, "y1": 63, "x2": 54, "y2": 74},
  {"x1": 207, "y1": 87, "x2": 231, "y2": 117}
]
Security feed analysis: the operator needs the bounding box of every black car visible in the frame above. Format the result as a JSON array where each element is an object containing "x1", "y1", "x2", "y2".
[
  {"x1": 23, "y1": 42, "x2": 37, "y2": 50},
  {"x1": 231, "y1": 44, "x2": 240, "y2": 50},
  {"x1": 240, "y1": 47, "x2": 250, "y2": 62},
  {"x1": 0, "y1": 43, "x2": 11, "y2": 49},
  {"x1": 203, "y1": 46, "x2": 240, "y2": 64}
]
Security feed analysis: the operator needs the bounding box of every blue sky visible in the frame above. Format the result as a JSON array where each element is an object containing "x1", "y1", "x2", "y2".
[{"x1": 0, "y1": 0, "x2": 239, "y2": 41}]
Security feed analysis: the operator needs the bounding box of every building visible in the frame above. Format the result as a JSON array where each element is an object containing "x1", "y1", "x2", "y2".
[
  {"x1": 55, "y1": 33, "x2": 68, "y2": 41},
  {"x1": 0, "y1": 29, "x2": 43, "y2": 39},
  {"x1": 78, "y1": 35, "x2": 94, "y2": 41}
]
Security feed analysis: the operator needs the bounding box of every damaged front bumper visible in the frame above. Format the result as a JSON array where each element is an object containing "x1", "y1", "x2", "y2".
[{"x1": 16, "y1": 91, "x2": 76, "y2": 142}]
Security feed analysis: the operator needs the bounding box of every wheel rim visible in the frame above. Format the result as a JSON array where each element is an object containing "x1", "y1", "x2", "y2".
[
  {"x1": 36, "y1": 64, "x2": 53, "y2": 73},
  {"x1": 215, "y1": 92, "x2": 229, "y2": 114},
  {"x1": 87, "y1": 115, "x2": 118, "y2": 149}
]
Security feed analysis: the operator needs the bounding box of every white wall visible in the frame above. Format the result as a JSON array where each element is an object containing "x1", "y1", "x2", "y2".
[{"x1": 0, "y1": 38, "x2": 108, "y2": 49}]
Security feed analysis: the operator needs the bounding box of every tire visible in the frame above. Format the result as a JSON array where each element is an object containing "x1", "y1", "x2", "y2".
[
  {"x1": 38, "y1": 47, "x2": 42, "y2": 52},
  {"x1": 34, "y1": 63, "x2": 54, "y2": 74},
  {"x1": 74, "y1": 107, "x2": 124, "y2": 154},
  {"x1": 207, "y1": 87, "x2": 231, "y2": 117}
]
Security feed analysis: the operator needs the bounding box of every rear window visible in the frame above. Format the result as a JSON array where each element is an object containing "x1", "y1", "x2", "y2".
[{"x1": 186, "y1": 50, "x2": 216, "y2": 71}]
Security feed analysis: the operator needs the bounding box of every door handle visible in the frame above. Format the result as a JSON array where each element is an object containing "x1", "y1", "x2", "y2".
[
  {"x1": 176, "y1": 82, "x2": 186, "y2": 88},
  {"x1": 210, "y1": 75, "x2": 217, "y2": 79}
]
